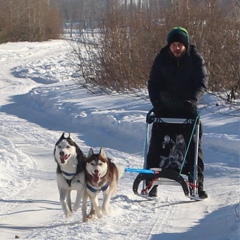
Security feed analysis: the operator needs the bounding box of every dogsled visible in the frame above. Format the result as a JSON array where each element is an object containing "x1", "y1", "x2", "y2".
[{"x1": 125, "y1": 107, "x2": 204, "y2": 201}]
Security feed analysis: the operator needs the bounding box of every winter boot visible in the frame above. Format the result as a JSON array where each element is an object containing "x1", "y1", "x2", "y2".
[
  {"x1": 197, "y1": 176, "x2": 208, "y2": 199},
  {"x1": 188, "y1": 174, "x2": 208, "y2": 199},
  {"x1": 198, "y1": 190, "x2": 208, "y2": 199},
  {"x1": 148, "y1": 185, "x2": 158, "y2": 197},
  {"x1": 198, "y1": 186, "x2": 208, "y2": 199}
]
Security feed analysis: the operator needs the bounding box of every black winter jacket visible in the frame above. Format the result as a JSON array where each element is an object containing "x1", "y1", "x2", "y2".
[{"x1": 148, "y1": 45, "x2": 208, "y2": 110}]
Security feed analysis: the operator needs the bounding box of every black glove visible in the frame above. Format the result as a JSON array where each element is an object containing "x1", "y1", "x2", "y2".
[
  {"x1": 183, "y1": 100, "x2": 196, "y2": 110},
  {"x1": 146, "y1": 109, "x2": 155, "y2": 124}
]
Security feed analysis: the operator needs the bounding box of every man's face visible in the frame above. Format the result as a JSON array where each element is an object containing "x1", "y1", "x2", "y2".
[{"x1": 170, "y1": 42, "x2": 186, "y2": 58}]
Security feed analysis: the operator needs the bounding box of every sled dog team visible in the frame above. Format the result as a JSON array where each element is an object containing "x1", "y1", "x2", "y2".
[{"x1": 54, "y1": 132, "x2": 124, "y2": 222}]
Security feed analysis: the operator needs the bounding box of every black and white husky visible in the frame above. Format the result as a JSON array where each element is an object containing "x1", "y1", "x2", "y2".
[{"x1": 54, "y1": 133, "x2": 86, "y2": 218}]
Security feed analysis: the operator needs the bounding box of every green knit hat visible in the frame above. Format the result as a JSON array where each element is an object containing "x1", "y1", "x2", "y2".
[{"x1": 167, "y1": 27, "x2": 190, "y2": 48}]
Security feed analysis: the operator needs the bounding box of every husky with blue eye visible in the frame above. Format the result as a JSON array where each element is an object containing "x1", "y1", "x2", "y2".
[
  {"x1": 54, "y1": 132, "x2": 86, "y2": 218},
  {"x1": 82, "y1": 148, "x2": 124, "y2": 221}
]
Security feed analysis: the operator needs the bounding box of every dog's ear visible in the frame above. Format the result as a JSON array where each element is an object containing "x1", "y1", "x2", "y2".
[
  {"x1": 60, "y1": 132, "x2": 65, "y2": 140},
  {"x1": 88, "y1": 148, "x2": 94, "y2": 157},
  {"x1": 60, "y1": 132, "x2": 71, "y2": 140},
  {"x1": 55, "y1": 132, "x2": 65, "y2": 146},
  {"x1": 99, "y1": 148, "x2": 107, "y2": 159}
]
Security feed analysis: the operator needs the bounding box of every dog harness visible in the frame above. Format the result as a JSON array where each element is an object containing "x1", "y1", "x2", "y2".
[
  {"x1": 61, "y1": 170, "x2": 78, "y2": 186},
  {"x1": 86, "y1": 181, "x2": 110, "y2": 193},
  {"x1": 61, "y1": 170, "x2": 76, "y2": 178}
]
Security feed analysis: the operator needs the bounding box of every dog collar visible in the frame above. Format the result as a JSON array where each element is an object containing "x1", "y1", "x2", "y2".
[
  {"x1": 61, "y1": 170, "x2": 76, "y2": 177},
  {"x1": 86, "y1": 181, "x2": 110, "y2": 193}
]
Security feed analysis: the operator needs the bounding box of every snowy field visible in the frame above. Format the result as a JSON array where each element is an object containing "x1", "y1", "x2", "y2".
[{"x1": 0, "y1": 39, "x2": 239, "y2": 240}]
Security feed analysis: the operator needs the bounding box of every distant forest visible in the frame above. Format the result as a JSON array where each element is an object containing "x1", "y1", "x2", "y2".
[{"x1": 0, "y1": 0, "x2": 239, "y2": 97}]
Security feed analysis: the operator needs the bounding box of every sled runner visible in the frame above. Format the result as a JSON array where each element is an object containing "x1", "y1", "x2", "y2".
[{"x1": 126, "y1": 108, "x2": 203, "y2": 201}]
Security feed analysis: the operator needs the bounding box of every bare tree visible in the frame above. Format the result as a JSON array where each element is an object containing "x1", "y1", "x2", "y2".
[
  {"x1": 69, "y1": 0, "x2": 239, "y2": 97},
  {"x1": 0, "y1": 0, "x2": 62, "y2": 43}
]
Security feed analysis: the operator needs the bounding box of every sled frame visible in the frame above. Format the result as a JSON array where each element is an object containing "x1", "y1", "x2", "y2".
[{"x1": 140, "y1": 109, "x2": 200, "y2": 198}]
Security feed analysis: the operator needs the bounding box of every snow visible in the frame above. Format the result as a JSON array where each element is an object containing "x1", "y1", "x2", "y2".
[{"x1": 0, "y1": 39, "x2": 239, "y2": 240}]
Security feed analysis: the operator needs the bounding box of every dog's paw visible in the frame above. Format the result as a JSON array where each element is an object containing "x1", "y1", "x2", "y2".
[
  {"x1": 65, "y1": 211, "x2": 73, "y2": 218},
  {"x1": 83, "y1": 216, "x2": 89, "y2": 222},
  {"x1": 73, "y1": 204, "x2": 79, "y2": 212},
  {"x1": 86, "y1": 213, "x2": 95, "y2": 221},
  {"x1": 96, "y1": 207, "x2": 103, "y2": 219},
  {"x1": 102, "y1": 207, "x2": 110, "y2": 216}
]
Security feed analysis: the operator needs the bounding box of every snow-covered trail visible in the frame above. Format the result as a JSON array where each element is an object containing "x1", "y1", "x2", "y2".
[
  {"x1": 0, "y1": 40, "x2": 74, "y2": 239},
  {"x1": 0, "y1": 40, "x2": 239, "y2": 240}
]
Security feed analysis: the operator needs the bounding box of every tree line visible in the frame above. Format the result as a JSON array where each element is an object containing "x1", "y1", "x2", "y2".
[
  {"x1": 0, "y1": 0, "x2": 239, "y2": 99},
  {"x1": 0, "y1": 0, "x2": 62, "y2": 42},
  {"x1": 70, "y1": 0, "x2": 239, "y2": 99}
]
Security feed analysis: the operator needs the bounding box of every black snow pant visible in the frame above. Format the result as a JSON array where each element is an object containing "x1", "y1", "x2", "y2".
[{"x1": 146, "y1": 121, "x2": 205, "y2": 189}]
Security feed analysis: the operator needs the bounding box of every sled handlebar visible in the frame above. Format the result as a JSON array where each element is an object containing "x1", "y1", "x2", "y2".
[{"x1": 146, "y1": 108, "x2": 199, "y2": 124}]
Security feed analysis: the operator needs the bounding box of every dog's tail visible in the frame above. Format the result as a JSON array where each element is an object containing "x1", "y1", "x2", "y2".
[
  {"x1": 116, "y1": 165, "x2": 125, "y2": 179},
  {"x1": 110, "y1": 165, "x2": 124, "y2": 196}
]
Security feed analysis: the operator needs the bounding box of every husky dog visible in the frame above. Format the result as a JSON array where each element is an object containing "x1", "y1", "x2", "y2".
[
  {"x1": 82, "y1": 148, "x2": 123, "y2": 221},
  {"x1": 54, "y1": 132, "x2": 86, "y2": 218}
]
